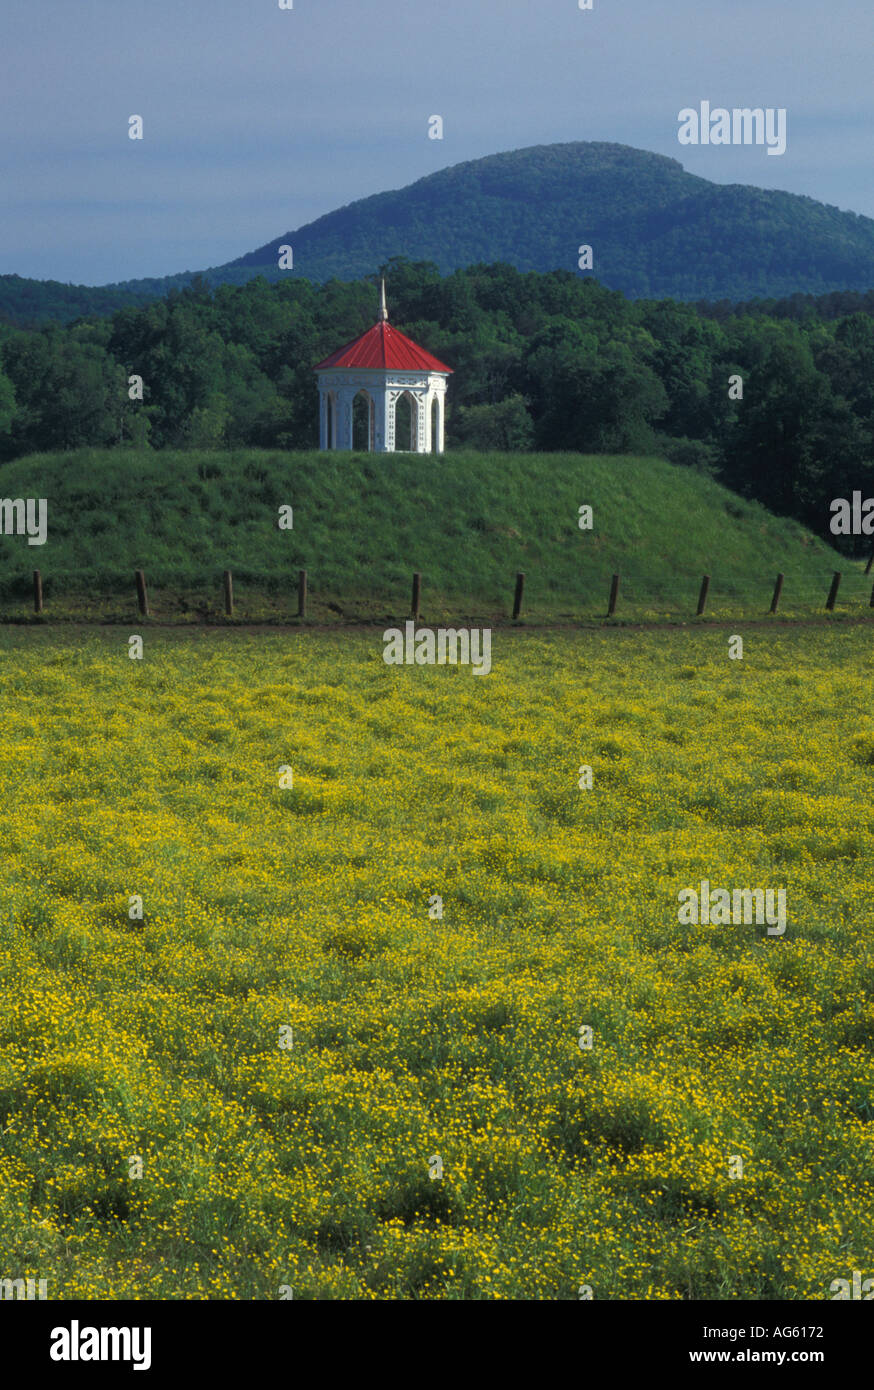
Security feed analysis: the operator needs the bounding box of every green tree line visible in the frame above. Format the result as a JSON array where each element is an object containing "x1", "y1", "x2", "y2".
[{"x1": 0, "y1": 259, "x2": 872, "y2": 550}]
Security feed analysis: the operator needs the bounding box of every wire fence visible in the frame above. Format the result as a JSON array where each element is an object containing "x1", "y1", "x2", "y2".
[{"x1": 15, "y1": 564, "x2": 874, "y2": 626}]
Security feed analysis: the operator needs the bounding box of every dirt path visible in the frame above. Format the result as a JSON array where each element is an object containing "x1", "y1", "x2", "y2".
[{"x1": 3, "y1": 615, "x2": 872, "y2": 636}]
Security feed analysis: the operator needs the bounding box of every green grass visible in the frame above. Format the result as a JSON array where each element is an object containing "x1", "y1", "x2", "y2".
[{"x1": 0, "y1": 447, "x2": 863, "y2": 623}]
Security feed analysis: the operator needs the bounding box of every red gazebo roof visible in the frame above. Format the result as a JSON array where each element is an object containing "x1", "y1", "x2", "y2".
[{"x1": 314, "y1": 320, "x2": 453, "y2": 374}]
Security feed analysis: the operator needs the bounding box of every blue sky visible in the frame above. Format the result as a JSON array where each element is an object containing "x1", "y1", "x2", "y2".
[{"x1": 2, "y1": 0, "x2": 872, "y2": 285}]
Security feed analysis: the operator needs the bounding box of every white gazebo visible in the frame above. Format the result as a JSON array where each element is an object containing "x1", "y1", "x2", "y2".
[{"x1": 313, "y1": 281, "x2": 453, "y2": 453}]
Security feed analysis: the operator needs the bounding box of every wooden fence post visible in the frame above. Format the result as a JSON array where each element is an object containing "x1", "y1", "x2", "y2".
[
  {"x1": 770, "y1": 573, "x2": 784, "y2": 614},
  {"x1": 33, "y1": 570, "x2": 43, "y2": 614},
  {"x1": 135, "y1": 569, "x2": 149, "y2": 617},
  {"x1": 297, "y1": 569, "x2": 307, "y2": 619},
  {"x1": 223, "y1": 570, "x2": 234, "y2": 617},
  {"x1": 696, "y1": 575, "x2": 710, "y2": 616},
  {"x1": 866, "y1": 551, "x2": 874, "y2": 577},
  {"x1": 825, "y1": 571, "x2": 841, "y2": 611},
  {"x1": 607, "y1": 573, "x2": 620, "y2": 618},
  {"x1": 411, "y1": 572, "x2": 421, "y2": 622},
  {"x1": 870, "y1": 580, "x2": 874, "y2": 609},
  {"x1": 512, "y1": 572, "x2": 525, "y2": 620}
]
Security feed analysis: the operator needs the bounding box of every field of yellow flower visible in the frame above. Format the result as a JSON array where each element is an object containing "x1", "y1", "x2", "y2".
[{"x1": 0, "y1": 624, "x2": 872, "y2": 1299}]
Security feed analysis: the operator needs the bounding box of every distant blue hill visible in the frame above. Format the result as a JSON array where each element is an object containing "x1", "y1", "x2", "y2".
[{"x1": 5, "y1": 142, "x2": 874, "y2": 323}]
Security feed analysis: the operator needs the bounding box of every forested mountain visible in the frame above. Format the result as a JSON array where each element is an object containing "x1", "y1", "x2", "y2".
[
  {"x1": 225, "y1": 143, "x2": 874, "y2": 302},
  {"x1": 0, "y1": 260, "x2": 872, "y2": 553},
  {"x1": 6, "y1": 143, "x2": 874, "y2": 325}
]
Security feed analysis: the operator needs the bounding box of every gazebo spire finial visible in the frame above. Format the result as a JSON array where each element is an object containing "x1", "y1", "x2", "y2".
[{"x1": 378, "y1": 277, "x2": 388, "y2": 322}]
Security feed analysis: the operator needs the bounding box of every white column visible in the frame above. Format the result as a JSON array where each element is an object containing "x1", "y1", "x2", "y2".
[
  {"x1": 414, "y1": 391, "x2": 424, "y2": 451},
  {"x1": 386, "y1": 391, "x2": 397, "y2": 452},
  {"x1": 437, "y1": 392, "x2": 445, "y2": 453},
  {"x1": 367, "y1": 393, "x2": 373, "y2": 451},
  {"x1": 337, "y1": 390, "x2": 354, "y2": 449},
  {"x1": 374, "y1": 388, "x2": 387, "y2": 452},
  {"x1": 319, "y1": 389, "x2": 328, "y2": 450},
  {"x1": 424, "y1": 391, "x2": 433, "y2": 453}
]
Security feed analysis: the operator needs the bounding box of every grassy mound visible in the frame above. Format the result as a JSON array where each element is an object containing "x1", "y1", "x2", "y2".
[{"x1": 0, "y1": 447, "x2": 861, "y2": 622}]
